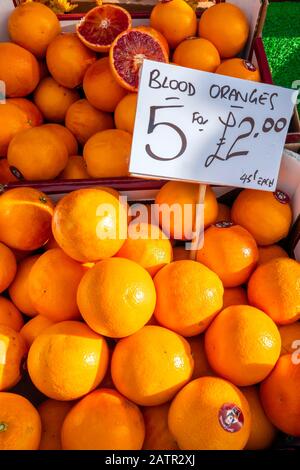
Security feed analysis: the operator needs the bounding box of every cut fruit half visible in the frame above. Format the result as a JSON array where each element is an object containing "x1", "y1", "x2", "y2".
[
  {"x1": 109, "y1": 28, "x2": 169, "y2": 92},
  {"x1": 76, "y1": 5, "x2": 132, "y2": 52}
]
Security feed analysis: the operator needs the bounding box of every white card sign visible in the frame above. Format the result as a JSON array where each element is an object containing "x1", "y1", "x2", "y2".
[{"x1": 129, "y1": 60, "x2": 297, "y2": 191}]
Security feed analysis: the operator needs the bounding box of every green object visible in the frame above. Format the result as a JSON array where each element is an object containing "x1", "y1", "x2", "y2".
[{"x1": 263, "y1": 2, "x2": 300, "y2": 112}]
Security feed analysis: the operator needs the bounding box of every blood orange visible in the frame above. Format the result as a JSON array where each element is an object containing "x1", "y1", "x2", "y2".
[
  {"x1": 76, "y1": 5, "x2": 131, "y2": 53},
  {"x1": 109, "y1": 28, "x2": 169, "y2": 92}
]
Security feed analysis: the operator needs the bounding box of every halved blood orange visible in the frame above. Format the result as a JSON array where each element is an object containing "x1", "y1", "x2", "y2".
[
  {"x1": 76, "y1": 5, "x2": 132, "y2": 52},
  {"x1": 109, "y1": 28, "x2": 169, "y2": 92},
  {"x1": 135, "y1": 25, "x2": 170, "y2": 58}
]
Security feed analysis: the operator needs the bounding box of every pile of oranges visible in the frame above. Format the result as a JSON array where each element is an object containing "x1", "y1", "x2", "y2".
[{"x1": 0, "y1": 0, "x2": 260, "y2": 184}]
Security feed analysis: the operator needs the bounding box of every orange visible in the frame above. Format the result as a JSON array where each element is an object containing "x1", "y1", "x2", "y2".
[
  {"x1": 0, "y1": 102, "x2": 31, "y2": 157},
  {"x1": 154, "y1": 260, "x2": 224, "y2": 336},
  {"x1": 29, "y1": 248, "x2": 85, "y2": 322},
  {"x1": 83, "y1": 57, "x2": 127, "y2": 112},
  {"x1": 216, "y1": 203, "x2": 231, "y2": 223},
  {"x1": 168, "y1": 376, "x2": 251, "y2": 450},
  {"x1": 248, "y1": 258, "x2": 300, "y2": 325},
  {"x1": 34, "y1": 77, "x2": 80, "y2": 123},
  {"x1": 155, "y1": 182, "x2": 218, "y2": 240},
  {"x1": 231, "y1": 189, "x2": 292, "y2": 246},
  {"x1": 150, "y1": 0, "x2": 197, "y2": 49},
  {"x1": 260, "y1": 354, "x2": 300, "y2": 436},
  {"x1": 116, "y1": 223, "x2": 173, "y2": 276},
  {"x1": 61, "y1": 388, "x2": 145, "y2": 450},
  {"x1": 135, "y1": 25, "x2": 170, "y2": 57},
  {"x1": 111, "y1": 325, "x2": 194, "y2": 406},
  {"x1": 7, "y1": 126, "x2": 68, "y2": 181},
  {"x1": 8, "y1": 98, "x2": 44, "y2": 127},
  {"x1": 0, "y1": 296, "x2": 23, "y2": 332},
  {"x1": 28, "y1": 320, "x2": 109, "y2": 401},
  {"x1": 65, "y1": 99, "x2": 113, "y2": 145},
  {"x1": 0, "y1": 242, "x2": 17, "y2": 293},
  {"x1": 173, "y1": 37, "x2": 220, "y2": 72},
  {"x1": 205, "y1": 305, "x2": 281, "y2": 386},
  {"x1": 43, "y1": 123, "x2": 78, "y2": 157},
  {"x1": 196, "y1": 223, "x2": 258, "y2": 287},
  {"x1": 0, "y1": 392, "x2": 41, "y2": 450},
  {"x1": 198, "y1": 3, "x2": 249, "y2": 59},
  {"x1": 0, "y1": 188, "x2": 54, "y2": 251},
  {"x1": 0, "y1": 324, "x2": 27, "y2": 391},
  {"x1": 77, "y1": 257, "x2": 156, "y2": 338},
  {"x1": 223, "y1": 287, "x2": 248, "y2": 309},
  {"x1": 9, "y1": 255, "x2": 40, "y2": 317},
  {"x1": 242, "y1": 386, "x2": 276, "y2": 450},
  {"x1": 20, "y1": 315, "x2": 54, "y2": 348},
  {"x1": 83, "y1": 129, "x2": 132, "y2": 178},
  {"x1": 38, "y1": 60, "x2": 49, "y2": 80},
  {"x1": 0, "y1": 43, "x2": 40, "y2": 97},
  {"x1": 46, "y1": 33, "x2": 96, "y2": 88},
  {"x1": 257, "y1": 244, "x2": 288, "y2": 266},
  {"x1": 188, "y1": 335, "x2": 214, "y2": 380},
  {"x1": 60, "y1": 156, "x2": 89, "y2": 179},
  {"x1": 279, "y1": 323, "x2": 300, "y2": 356},
  {"x1": 38, "y1": 399, "x2": 73, "y2": 450},
  {"x1": 172, "y1": 245, "x2": 189, "y2": 261},
  {"x1": 114, "y1": 93, "x2": 137, "y2": 134},
  {"x1": 44, "y1": 233, "x2": 60, "y2": 251},
  {"x1": 142, "y1": 403, "x2": 179, "y2": 450},
  {"x1": 0, "y1": 159, "x2": 18, "y2": 184},
  {"x1": 52, "y1": 188, "x2": 127, "y2": 262},
  {"x1": 8, "y1": 1, "x2": 61, "y2": 58},
  {"x1": 216, "y1": 59, "x2": 261, "y2": 82}
]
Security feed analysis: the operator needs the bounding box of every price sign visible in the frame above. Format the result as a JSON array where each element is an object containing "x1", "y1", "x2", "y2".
[{"x1": 129, "y1": 60, "x2": 297, "y2": 191}]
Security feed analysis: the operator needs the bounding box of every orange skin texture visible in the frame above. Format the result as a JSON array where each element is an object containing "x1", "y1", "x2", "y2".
[
  {"x1": 0, "y1": 392, "x2": 41, "y2": 450},
  {"x1": 8, "y1": 98, "x2": 44, "y2": 127},
  {"x1": 43, "y1": 124, "x2": 78, "y2": 157},
  {"x1": 8, "y1": 2, "x2": 61, "y2": 58},
  {"x1": 257, "y1": 244, "x2": 288, "y2": 266},
  {"x1": 28, "y1": 248, "x2": 85, "y2": 322},
  {"x1": 223, "y1": 286, "x2": 248, "y2": 309},
  {"x1": 77, "y1": 257, "x2": 156, "y2": 338},
  {"x1": 52, "y1": 188, "x2": 127, "y2": 262},
  {"x1": 198, "y1": 3, "x2": 249, "y2": 59},
  {"x1": 279, "y1": 323, "x2": 300, "y2": 356},
  {"x1": 83, "y1": 129, "x2": 132, "y2": 178},
  {"x1": 0, "y1": 188, "x2": 54, "y2": 251},
  {"x1": 0, "y1": 242, "x2": 17, "y2": 293},
  {"x1": 168, "y1": 376, "x2": 251, "y2": 450},
  {"x1": 0, "y1": 159, "x2": 18, "y2": 184},
  {"x1": 205, "y1": 305, "x2": 281, "y2": 386},
  {"x1": 27, "y1": 320, "x2": 109, "y2": 401},
  {"x1": 114, "y1": 93, "x2": 138, "y2": 134},
  {"x1": 46, "y1": 33, "x2": 97, "y2": 88},
  {"x1": 38, "y1": 399, "x2": 73, "y2": 450},
  {"x1": 60, "y1": 156, "x2": 90, "y2": 180},
  {"x1": 260, "y1": 354, "x2": 300, "y2": 436},
  {"x1": 65, "y1": 99, "x2": 114, "y2": 145},
  {"x1": 188, "y1": 335, "x2": 214, "y2": 380},
  {"x1": 242, "y1": 386, "x2": 276, "y2": 450},
  {"x1": 83, "y1": 57, "x2": 127, "y2": 112},
  {"x1": 173, "y1": 38, "x2": 221, "y2": 72},
  {"x1": 34, "y1": 77, "x2": 80, "y2": 123},
  {"x1": 0, "y1": 103, "x2": 31, "y2": 157},
  {"x1": 111, "y1": 325, "x2": 194, "y2": 406},
  {"x1": 196, "y1": 224, "x2": 259, "y2": 287},
  {"x1": 248, "y1": 258, "x2": 300, "y2": 325},
  {"x1": 150, "y1": 0, "x2": 197, "y2": 49},
  {"x1": 116, "y1": 223, "x2": 173, "y2": 277},
  {"x1": 154, "y1": 260, "x2": 224, "y2": 337},
  {"x1": 20, "y1": 315, "x2": 54, "y2": 348},
  {"x1": 216, "y1": 203, "x2": 231, "y2": 223},
  {"x1": 216, "y1": 58, "x2": 261, "y2": 82},
  {"x1": 61, "y1": 388, "x2": 145, "y2": 450},
  {"x1": 231, "y1": 189, "x2": 292, "y2": 246},
  {"x1": 155, "y1": 182, "x2": 218, "y2": 240},
  {"x1": 0, "y1": 324, "x2": 27, "y2": 391},
  {"x1": 142, "y1": 403, "x2": 179, "y2": 450},
  {"x1": 0, "y1": 43, "x2": 40, "y2": 97},
  {"x1": 172, "y1": 246, "x2": 189, "y2": 261},
  {"x1": 0, "y1": 296, "x2": 24, "y2": 332},
  {"x1": 9, "y1": 255, "x2": 40, "y2": 317},
  {"x1": 7, "y1": 126, "x2": 69, "y2": 181}
]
